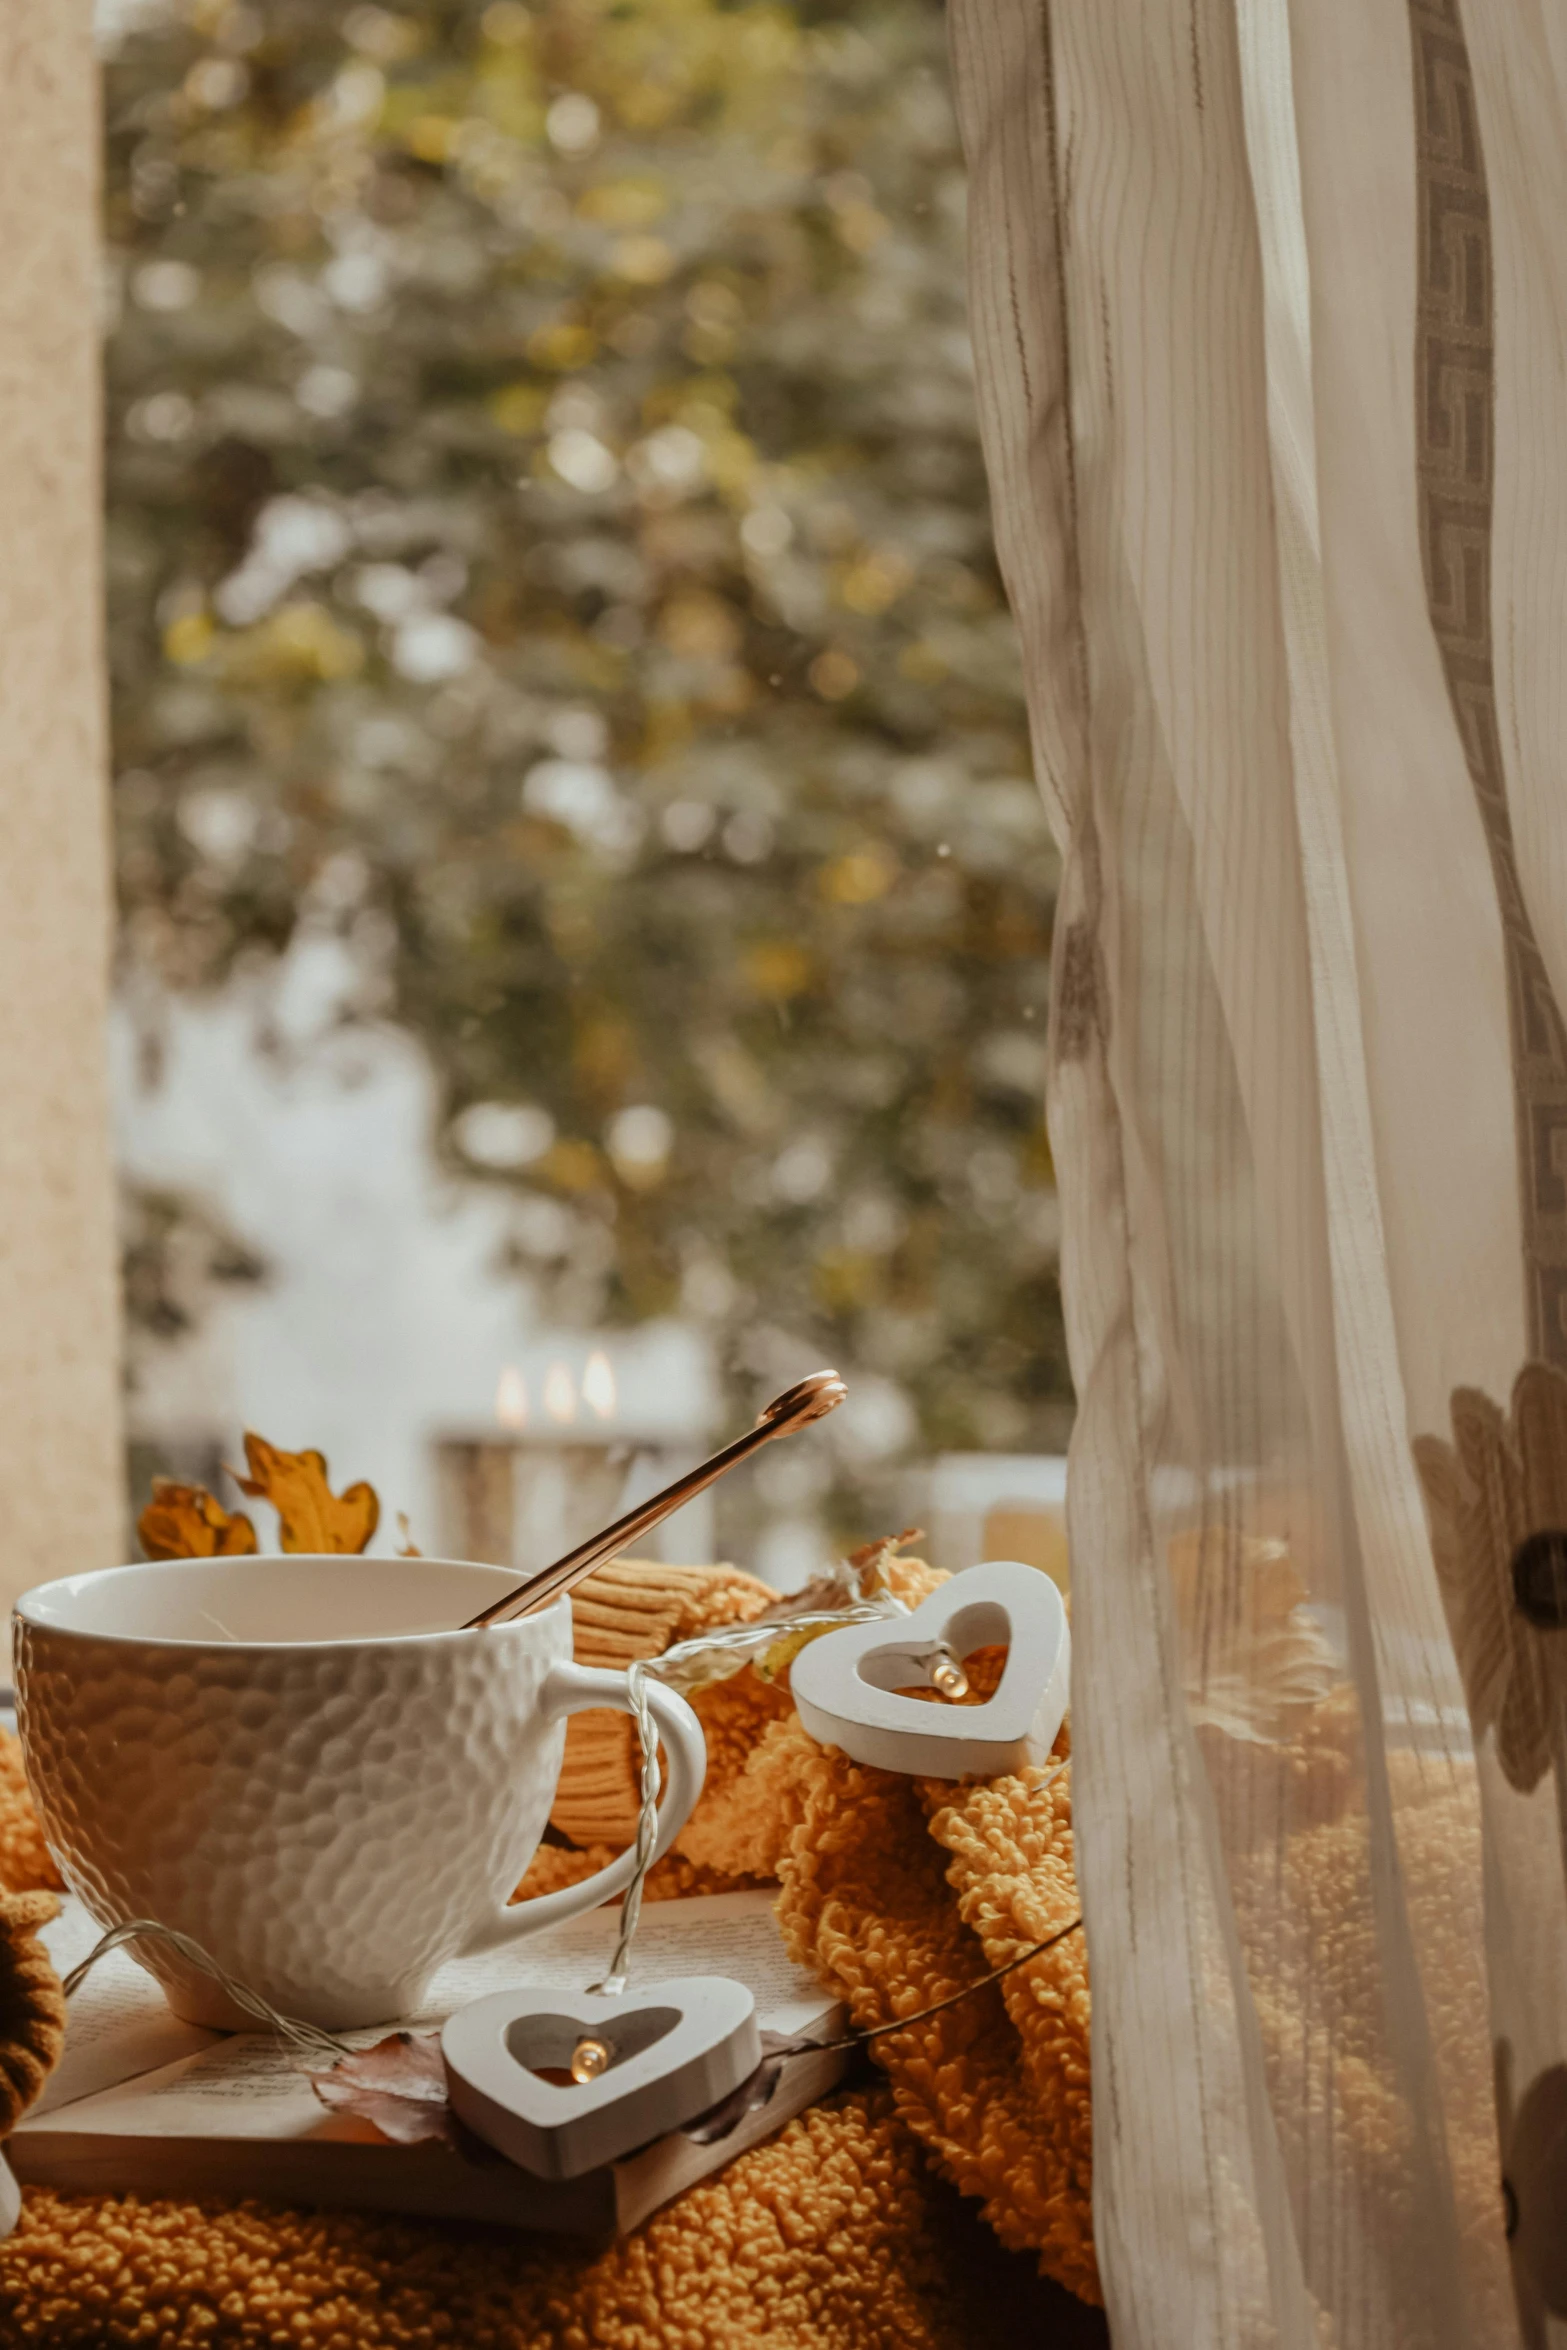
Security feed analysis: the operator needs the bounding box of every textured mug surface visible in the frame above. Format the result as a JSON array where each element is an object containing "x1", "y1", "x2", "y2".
[{"x1": 12, "y1": 1555, "x2": 706, "y2": 2029}]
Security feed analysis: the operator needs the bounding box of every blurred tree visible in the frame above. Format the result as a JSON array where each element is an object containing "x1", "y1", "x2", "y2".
[{"x1": 104, "y1": 0, "x2": 1068, "y2": 1533}]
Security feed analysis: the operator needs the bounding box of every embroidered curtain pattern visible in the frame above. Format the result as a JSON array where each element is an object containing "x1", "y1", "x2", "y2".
[{"x1": 949, "y1": 0, "x2": 1567, "y2": 2343}]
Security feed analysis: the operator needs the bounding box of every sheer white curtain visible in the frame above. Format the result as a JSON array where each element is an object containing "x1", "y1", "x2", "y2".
[{"x1": 949, "y1": 1, "x2": 1567, "y2": 2342}]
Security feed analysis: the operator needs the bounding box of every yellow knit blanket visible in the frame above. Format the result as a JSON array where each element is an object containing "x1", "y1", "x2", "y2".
[{"x1": 0, "y1": 1557, "x2": 1102, "y2": 2348}]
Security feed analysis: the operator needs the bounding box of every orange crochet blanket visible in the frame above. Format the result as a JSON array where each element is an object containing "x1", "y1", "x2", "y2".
[
  {"x1": 513, "y1": 1550, "x2": 1095, "y2": 2293},
  {"x1": 0, "y1": 1556, "x2": 1104, "y2": 2350}
]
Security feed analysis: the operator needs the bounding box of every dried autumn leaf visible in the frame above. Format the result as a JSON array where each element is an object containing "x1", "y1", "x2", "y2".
[
  {"x1": 311, "y1": 2031, "x2": 455, "y2": 2147},
  {"x1": 756, "y1": 1619, "x2": 841, "y2": 1685},
  {"x1": 845, "y1": 1527, "x2": 925, "y2": 1580},
  {"x1": 680, "y1": 2030, "x2": 807, "y2": 2143},
  {"x1": 752, "y1": 1538, "x2": 923, "y2": 1685},
  {"x1": 138, "y1": 1480, "x2": 258, "y2": 1561},
  {"x1": 234, "y1": 1432, "x2": 379, "y2": 1555}
]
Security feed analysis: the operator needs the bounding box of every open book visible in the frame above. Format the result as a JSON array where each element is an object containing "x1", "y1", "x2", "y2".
[{"x1": 10, "y1": 1892, "x2": 847, "y2": 2239}]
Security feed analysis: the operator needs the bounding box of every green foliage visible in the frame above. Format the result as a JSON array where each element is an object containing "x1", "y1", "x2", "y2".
[{"x1": 105, "y1": 0, "x2": 1068, "y2": 1521}]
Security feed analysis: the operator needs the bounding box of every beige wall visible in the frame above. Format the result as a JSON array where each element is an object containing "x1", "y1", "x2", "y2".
[{"x1": 0, "y1": 0, "x2": 123, "y2": 1611}]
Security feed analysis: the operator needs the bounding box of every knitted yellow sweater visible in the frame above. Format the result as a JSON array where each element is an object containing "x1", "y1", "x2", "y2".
[{"x1": 0, "y1": 1559, "x2": 1103, "y2": 2349}]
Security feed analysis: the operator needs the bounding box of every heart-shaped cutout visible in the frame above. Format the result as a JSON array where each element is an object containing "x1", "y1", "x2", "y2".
[
  {"x1": 790, "y1": 1558, "x2": 1069, "y2": 1780},
  {"x1": 508, "y1": 2003, "x2": 681, "y2": 2085},
  {"x1": 442, "y1": 1976, "x2": 760, "y2": 2180}
]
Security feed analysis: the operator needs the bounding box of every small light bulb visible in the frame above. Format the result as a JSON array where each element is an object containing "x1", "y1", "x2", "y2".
[
  {"x1": 930, "y1": 1651, "x2": 969, "y2": 1701},
  {"x1": 570, "y1": 2034, "x2": 612, "y2": 2084}
]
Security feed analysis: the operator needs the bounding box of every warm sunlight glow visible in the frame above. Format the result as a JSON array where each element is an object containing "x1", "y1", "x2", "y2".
[
  {"x1": 543, "y1": 1362, "x2": 578, "y2": 1425},
  {"x1": 582, "y1": 1351, "x2": 616, "y2": 1421},
  {"x1": 495, "y1": 1365, "x2": 528, "y2": 1431}
]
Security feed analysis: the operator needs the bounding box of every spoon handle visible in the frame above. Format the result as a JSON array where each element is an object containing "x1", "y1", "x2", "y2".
[{"x1": 458, "y1": 1370, "x2": 847, "y2": 1629}]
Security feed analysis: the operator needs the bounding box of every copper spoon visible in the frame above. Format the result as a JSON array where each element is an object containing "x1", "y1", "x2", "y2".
[{"x1": 459, "y1": 1369, "x2": 848, "y2": 1629}]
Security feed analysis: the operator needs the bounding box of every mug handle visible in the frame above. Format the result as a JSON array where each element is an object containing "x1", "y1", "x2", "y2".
[{"x1": 463, "y1": 1660, "x2": 707, "y2": 1950}]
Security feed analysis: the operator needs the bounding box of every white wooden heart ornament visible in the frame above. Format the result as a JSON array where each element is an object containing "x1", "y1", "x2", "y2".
[
  {"x1": 441, "y1": 1975, "x2": 761, "y2": 2179},
  {"x1": 789, "y1": 1558, "x2": 1069, "y2": 1780}
]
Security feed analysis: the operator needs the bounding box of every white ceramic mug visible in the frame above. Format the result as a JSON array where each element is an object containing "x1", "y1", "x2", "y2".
[{"x1": 12, "y1": 1553, "x2": 706, "y2": 2030}]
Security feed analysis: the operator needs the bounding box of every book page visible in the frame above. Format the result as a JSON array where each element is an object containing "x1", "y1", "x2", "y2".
[
  {"x1": 415, "y1": 1891, "x2": 833, "y2": 2037},
  {"x1": 23, "y1": 2030, "x2": 353, "y2": 2143},
  {"x1": 22, "y1": 1890, "x2": 838, "y2": 2145},
  {"x1": 33, "y1": 1901, "x2": 219, "y2": 2118}
]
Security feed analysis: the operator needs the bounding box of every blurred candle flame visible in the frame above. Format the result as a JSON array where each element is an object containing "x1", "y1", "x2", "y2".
[
  {"x1": 582, "y1": 1351, "x2": 616, "y2": 1421},
  {"x1": 495, "y1": 1365, "x2": 528, "y2": 1431},
  {"x1": 544, "y1": 1362, "x2": 577, "y2": 1425}
]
